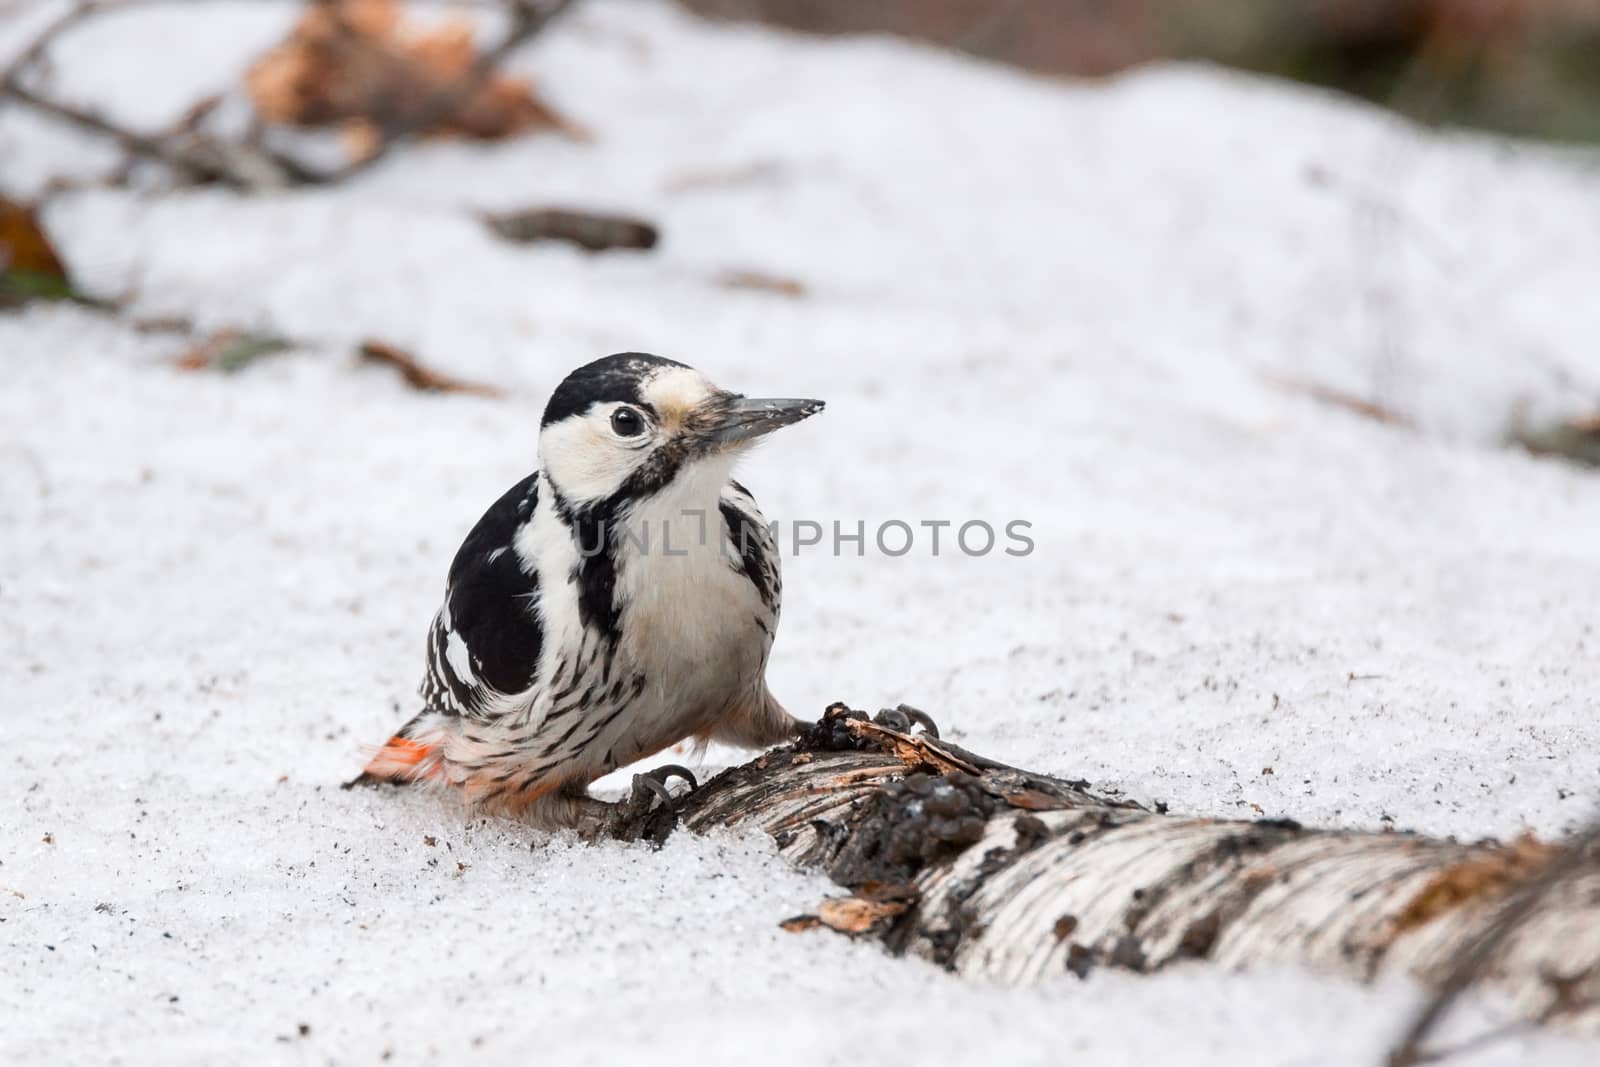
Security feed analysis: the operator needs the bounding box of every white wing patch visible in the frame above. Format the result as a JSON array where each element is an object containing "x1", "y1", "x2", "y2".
[{"x1": 444, "y1": 629, "x2": 477, "y2": 686}]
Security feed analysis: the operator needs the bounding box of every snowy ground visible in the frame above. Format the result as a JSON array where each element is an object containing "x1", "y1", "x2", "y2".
[{"x1": 4, "y1": 2, "x2": 1600, "y2": 1063}]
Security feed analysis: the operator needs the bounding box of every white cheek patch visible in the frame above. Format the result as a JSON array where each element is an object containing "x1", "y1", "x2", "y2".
[
  {"x1": 642, "y1": 366, "x2": 715, "y2": 431},
  {"x1": 538, "y1": 415, "x2": 648, "y2": 503}
]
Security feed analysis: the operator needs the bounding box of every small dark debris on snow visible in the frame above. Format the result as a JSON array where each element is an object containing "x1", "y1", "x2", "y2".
[
  {"x1": 483, "y1": 208, "x2": 659, "y2": 252},
  {"x1": 1053, "y1": 914, "x2": 1079, "y2": 940}
]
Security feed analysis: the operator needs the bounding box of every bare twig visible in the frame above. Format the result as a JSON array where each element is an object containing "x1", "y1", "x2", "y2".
[
  {"x1": 359, "y1": 340, "x2": 504, "y2": 397},
  {"x1": 0, "y1": 0, "x2": 104, "y2": 87},
  {"x1": 0, "y1": 0, "x2": 577, "y2": 189},
  {"x1": 0, "y1": 0, "x2": 309, "y2": 188},
  {"x1": 2, "y1": 78, "x2": 287, "y2": 186},
  {"x1": 1264, "y1": 373, "x2": 1415, "y2": 428}
]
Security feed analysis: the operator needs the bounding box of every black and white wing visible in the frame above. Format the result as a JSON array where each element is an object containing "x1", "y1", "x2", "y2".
[
  {"x1": 719, "y1": 479, "x2": 782, "y2": 628},
  {"x1": 419, "y1": 473, "x2": 545, "y2": 720}
]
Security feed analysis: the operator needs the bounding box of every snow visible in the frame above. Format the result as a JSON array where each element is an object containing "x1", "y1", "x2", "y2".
[{"x1": 3, "y1": 1, "x2": 1599, "y2": 1062}]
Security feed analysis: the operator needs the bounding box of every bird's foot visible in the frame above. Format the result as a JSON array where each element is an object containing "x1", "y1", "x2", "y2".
[
  {"x1": 606, "y1": 764, "x2": 698, "y2": 844},
  {"x1": 628, "y1": 763, "x2": 698, "y2": 811},
  {"x1": 874, "y1": 703, "x2": 941, "y2": 739}
]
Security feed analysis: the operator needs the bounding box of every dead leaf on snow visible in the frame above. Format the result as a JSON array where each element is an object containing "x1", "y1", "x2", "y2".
[
  {"x1": 1, "y1": 197, "x2": 73, "y2": 307},
  {"x1": 815, "y1": 894, "x2": 911, "y2": 935},
  {"x1": 247, "y1": 0, "x2": 585, "y2": 146}
]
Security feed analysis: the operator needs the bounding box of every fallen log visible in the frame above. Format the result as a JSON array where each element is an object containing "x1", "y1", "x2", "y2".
[{"x1": 659, "y1": 705, "x2": 1599, "y2": 1044}]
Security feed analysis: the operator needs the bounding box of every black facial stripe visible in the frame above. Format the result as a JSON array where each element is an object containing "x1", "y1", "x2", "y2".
[
  {"x1": 540, "y1": 352, "x2": 687, "y2": 427},
  {"x1": 549, "y1": 480, "x2": 625, "y2": 642}
]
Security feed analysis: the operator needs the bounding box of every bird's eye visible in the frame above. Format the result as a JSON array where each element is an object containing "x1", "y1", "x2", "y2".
[{"x1": 610, "y1": 407, "x2": 645, "y2": 438}]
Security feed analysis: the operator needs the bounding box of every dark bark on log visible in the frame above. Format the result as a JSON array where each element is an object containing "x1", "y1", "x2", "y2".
[{"x1": 662, "y1": 706, "x2": 1600, "y2": 1041}]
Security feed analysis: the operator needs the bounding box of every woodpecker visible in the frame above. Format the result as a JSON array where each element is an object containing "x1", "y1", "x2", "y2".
[{"x1": 351, "y1": 353, "x2": 823, "y2": 835}]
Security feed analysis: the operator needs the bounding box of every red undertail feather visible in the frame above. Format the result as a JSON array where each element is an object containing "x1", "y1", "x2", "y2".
[{"x1": 357, "y1": 734, "x2": 444, "y2": 785}]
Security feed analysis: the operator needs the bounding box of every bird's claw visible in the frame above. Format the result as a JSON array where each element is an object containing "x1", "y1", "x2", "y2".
[
  {"x1": 608, "y1": 764, "x2": 698, "y2": 845},
  {"x1": 629, "y1": 763, "x2": 698, "y2": 810},
  {"x1": 874, "y1": 703, "x2": 941, "y2": 739}
]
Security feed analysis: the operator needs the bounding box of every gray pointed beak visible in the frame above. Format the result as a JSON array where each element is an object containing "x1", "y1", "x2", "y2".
[{"x1": 711, "y1": 396, "x2": 825, "y2": 448}]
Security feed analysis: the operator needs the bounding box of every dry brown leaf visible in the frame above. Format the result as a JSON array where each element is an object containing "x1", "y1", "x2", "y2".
[
  {"x1": 1006, "y1": 788, "x2": 1070, "y2": 812},
  {"x1": 816, "y1": 894, "x2": 910, "y2": 935},
  {"x1": 850, "y1": 881, "x2": 918, "y2": 904},
  {"x1": 779, "y1": 914, "x2": 822, "y2": 933},
  {"x1": 247, "y1": 0, "x2": 582, "y2": 144},
  {"x1": 359, "y1": 340, "x2": 504, "y2": 397},
  {"x1": 0, "y1": 198, "x2": 66, "y2": 278},
  {"x1": 1, "y1": 197, "x2": 72, "y2": 305}
]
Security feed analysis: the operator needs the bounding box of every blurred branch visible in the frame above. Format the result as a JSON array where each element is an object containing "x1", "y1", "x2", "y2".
[
  {"x1": 0, "y1": 0, "x2": 311, "y2": 188},
  {"x1": 0, "y1": 76, "x2": 312, "y2": 188},
  {"x1": 0, "y1": 0, "x2": 577, "y2": 190}
]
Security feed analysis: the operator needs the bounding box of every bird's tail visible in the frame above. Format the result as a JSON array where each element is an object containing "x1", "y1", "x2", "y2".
[{"x1": 341, "y1": 713, "x2": 448, "y2": 790}]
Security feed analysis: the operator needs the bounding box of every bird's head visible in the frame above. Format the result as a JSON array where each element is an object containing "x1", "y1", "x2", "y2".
[{"x1": 537, "y1": 353, "x2": 823, "y2": 506}]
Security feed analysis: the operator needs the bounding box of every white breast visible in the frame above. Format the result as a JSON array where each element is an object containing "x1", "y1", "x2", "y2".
[{"x1": 615, "y1": 456, "x2": 769, "y2": 733}]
